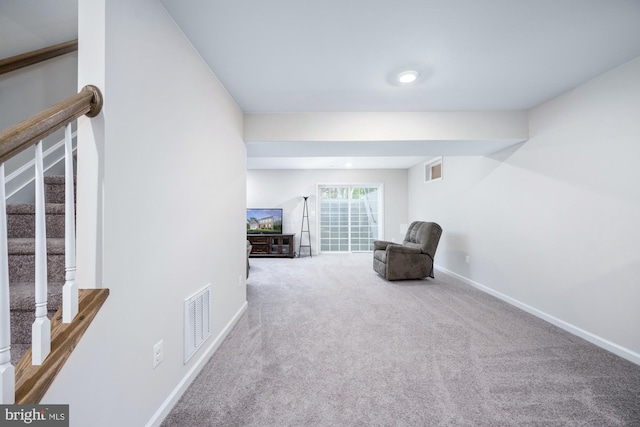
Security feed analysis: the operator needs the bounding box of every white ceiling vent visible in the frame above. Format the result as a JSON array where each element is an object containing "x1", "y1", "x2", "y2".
[{"x1": 184, "y1": 285, "x2": 212, "y2": 364}]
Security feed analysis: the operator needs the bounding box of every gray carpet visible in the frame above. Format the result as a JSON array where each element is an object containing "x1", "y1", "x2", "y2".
[{"x1": 162, "y1": 254, "x2": 640, "y2": 426}]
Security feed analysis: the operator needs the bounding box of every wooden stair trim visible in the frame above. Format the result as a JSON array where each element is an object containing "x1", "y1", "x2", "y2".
[{"x1": 14, "y1": 288, "x2": 109, "y2": 404}]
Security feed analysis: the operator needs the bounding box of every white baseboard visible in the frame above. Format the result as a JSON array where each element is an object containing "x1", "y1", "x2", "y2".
[
  {"x1": 146, "y1": 300, "x2": 248, "y2": 427},
  {"x1": 435, "y1": 265, "x2": 640, "y2": 366}
]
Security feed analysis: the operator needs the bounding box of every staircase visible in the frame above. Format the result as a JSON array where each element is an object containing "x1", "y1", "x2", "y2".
[
  {"x1": 7, "y1": 175, "x2": 73, "y2": 365},
  {"x1": 1, "y1": 82, "x2": 105, "y2": 403}
]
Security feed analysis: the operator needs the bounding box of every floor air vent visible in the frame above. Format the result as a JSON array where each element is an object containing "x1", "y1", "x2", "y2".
[{"x1": 184, "y1": 285, "x2": 212, "y2": 364}]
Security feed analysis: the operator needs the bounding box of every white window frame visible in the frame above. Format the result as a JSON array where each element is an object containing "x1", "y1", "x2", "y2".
[
  {"x1": 424, "y1": 157, "x2": 443, "y2": 183},
  {"x1": 316, "y1": 183, "x2": 384, "y2": 254}
]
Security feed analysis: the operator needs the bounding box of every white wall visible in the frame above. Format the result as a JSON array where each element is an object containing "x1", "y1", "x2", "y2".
[
  {"x1": 0, "y1": 0, "x2": 78, "y2": 202},
  {"x1": 43, "y1": 1, "x2": 247, "y2": 426},
  {"x1": 247, "y1": 169, "x2": 408, "y2": 253},
  {"x1": 408, "y1": 57, "x2": 640, "y2": 362}
]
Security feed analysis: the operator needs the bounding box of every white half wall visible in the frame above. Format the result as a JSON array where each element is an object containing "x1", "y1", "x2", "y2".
[
  {"x1": 408, "y1": 57, "x2": 640, "y2": 362},
  {"x1": 247, "y1": 169, "x2": 408, "y2": 253},
  {"x1": 244, "y1": 112, "x2": 529, "y2": 142},
  {"x1": 43, "y1": 1, "x2": 247, "y2": 426},
  {"x1": 245, "y1": 112, "x2": 528, "y2": 158}
]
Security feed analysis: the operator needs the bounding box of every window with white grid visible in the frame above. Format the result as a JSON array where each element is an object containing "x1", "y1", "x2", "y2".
[{"x1": 319, "y1": 185, "x2": 382, "y2": 253}]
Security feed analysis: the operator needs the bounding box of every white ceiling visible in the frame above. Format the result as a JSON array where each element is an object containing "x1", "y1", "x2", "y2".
[{"x1": 160, "y1": 0, "x2": 640, "y2": 169}]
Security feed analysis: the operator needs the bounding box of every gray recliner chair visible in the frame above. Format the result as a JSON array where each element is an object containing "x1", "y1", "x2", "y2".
[
  {"x1": 373, "y1": 221, "x2": 442, "y2": 280},
  {"x1": 246, "y1": 240, "x2": 252, "y2": 278}
]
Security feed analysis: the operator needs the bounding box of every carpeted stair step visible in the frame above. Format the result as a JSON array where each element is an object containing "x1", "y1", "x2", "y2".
[
  {"x1": 5, "y1": 174, "x2": 75, "y2": 367},
  {"x1": 9, "y1": 281, "x2": 63, "y2": 365},
  {"x1": 44, "y1": 175, "x2": 75, "y2": 205},
  {"x1": 10, "y1": 281, "x2": 63, "y2": 343},
  {"x1": 6, "y1": 203, "x2": 66, "y2": 238},
  {"x1": 10, "y1": 343, "x2": 30, "y2": 366},
  {"x1": 8, "y1": 238, "x2": 66, "y2": 283}
]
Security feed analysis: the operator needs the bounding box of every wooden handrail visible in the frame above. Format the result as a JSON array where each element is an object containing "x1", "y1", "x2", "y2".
[
  {"x1": 0, "y1": 85, "x2": 102, "y2": 165},
  {"x1": 0, "y1": 40, "x2": 78, "y2": 76}
]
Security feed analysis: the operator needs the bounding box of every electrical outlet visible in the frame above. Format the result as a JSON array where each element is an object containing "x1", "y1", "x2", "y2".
[
  {"x1": 153, "y1": 340, "x2": 163, "y2": 369},
  {"x1": 465, "y1": 255, "x2": 470, "y2": 264},
  {"x1": 238, "y1": 274, "x2": 243, "y2": 287}
]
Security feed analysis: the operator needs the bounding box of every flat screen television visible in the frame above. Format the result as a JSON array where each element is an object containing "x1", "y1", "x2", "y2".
[{"x1": 246, "y1": 208, "x2": 283, "y2": 234}]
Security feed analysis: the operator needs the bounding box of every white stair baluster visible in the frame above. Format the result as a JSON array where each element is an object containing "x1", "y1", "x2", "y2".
[
  {"x1": 62, "y1": 124, "x2": 78, "y2": 323},
  {"x1": 32, "y1": 141, "x2": 50, "y2": 365},
  {"x1": 0, "y1": 163, "x2": 15, "y2": 403}
]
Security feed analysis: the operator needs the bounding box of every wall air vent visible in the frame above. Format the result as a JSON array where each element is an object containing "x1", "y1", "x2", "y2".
[{"x1": 184, "y1": 284, "x2": 212, "y2": 364}]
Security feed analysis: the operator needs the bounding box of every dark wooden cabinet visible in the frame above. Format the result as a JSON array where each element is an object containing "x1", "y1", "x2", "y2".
[{"x1": 248, "y1": 234, "x2": 295, "y2": 258}]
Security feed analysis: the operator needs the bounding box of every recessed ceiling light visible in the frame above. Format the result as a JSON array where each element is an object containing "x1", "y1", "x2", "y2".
[
  {"x1": 346, "y1": 163, "x2": 353, "y2": 167},
  {"x1": 397, "y1": 70, "x2": 419, "y2": 84}
]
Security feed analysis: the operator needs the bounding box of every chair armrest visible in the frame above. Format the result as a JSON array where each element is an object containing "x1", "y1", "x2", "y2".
[
  {"x1": 387, "y1": 245, "x2": 422, "y2": 255},
  {"x1": 373, "y1": 240, "x2": 396, "y2": 250}
]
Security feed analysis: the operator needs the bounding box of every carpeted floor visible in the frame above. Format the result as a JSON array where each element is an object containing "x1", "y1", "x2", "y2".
[{"x1": 162, "y1": 253, "x2": 640, "y2": 426}]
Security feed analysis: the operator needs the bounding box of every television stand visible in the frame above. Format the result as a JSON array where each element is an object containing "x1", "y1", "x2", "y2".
[{"x1": 247, "y1": 234, "x2": 295, "y2": 258}]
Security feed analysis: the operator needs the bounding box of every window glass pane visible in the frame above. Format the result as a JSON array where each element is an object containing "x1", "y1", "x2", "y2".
[{"x1": 319, "y1": 185, "x2": 381, "y2": 253}]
